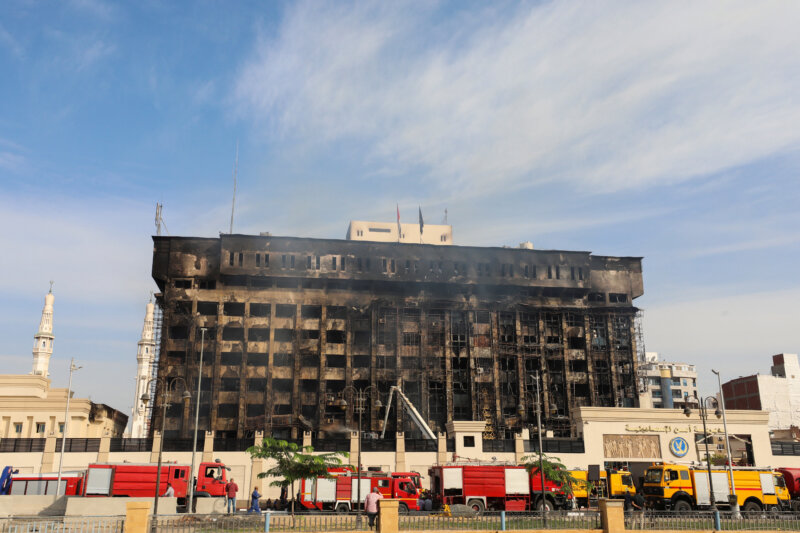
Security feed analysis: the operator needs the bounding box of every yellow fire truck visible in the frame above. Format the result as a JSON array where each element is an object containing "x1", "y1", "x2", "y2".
[
  {"x1": 642, "y1": 462, "x2": 789, "y2": 512},
  {"x1": 569, "y1": 470, "x2": 636, "y2": 508}
]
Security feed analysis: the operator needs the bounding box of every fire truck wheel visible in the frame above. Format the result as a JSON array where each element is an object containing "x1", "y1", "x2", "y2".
[
  {"x1": 467, "y1": 499, "x2": 485, "y2": 514},
  {"x1": 335, "y1": 503, "x2": 350, "y2": 514},
  {"x1": 398, "y1": 503, "x2": 409, "y2": 515},
  {"x1": 535, "y1": 498, "x2": 553, "y2": 512},
  {"x1": 742, "y1": 501, "x2": 762, "y2": 515},
  {"x1": 672, "y1": 500, "x2": 691, "y2": 512}
]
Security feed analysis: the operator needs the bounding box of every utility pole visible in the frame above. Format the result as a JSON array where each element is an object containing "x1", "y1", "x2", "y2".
[
  {"x1": 713, "y1": 369, "x2": 739, "y2": 517},
  {"x1": 56, "y1": 358, "x2": 81, "y2": 496},
  {"x1": 187, "y1": 327, "x2": 206, "y2": 513},
  {"x1": 534, "y1": 371, "x2": 547, "y2": 527}
]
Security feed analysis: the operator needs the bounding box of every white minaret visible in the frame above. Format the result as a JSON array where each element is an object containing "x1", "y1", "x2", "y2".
[
  {"x1": 130, "y1": 299, "x2": 156, "y2": 438},
  {"x1": 32, "y1": 283, "x2": 55, "y2": 377}
]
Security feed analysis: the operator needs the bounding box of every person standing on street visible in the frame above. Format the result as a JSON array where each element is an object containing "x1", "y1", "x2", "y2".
[
  {"x1": 364, "y1": 487, "x2": 383, "y2": 530},
  {"x1": 632, "y1": 492, "x2": 645, "y2": 511},
  {"x1": 225, "y1": 478, "x2": 239, "y2": 514},
  {"x1": 163, "y1": 483, "x2": 174, "y2": 497},
  {"x1": 249, "y1": 487, "x2": 262, "y2": 514}
]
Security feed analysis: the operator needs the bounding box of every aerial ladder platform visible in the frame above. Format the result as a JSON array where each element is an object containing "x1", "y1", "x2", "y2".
[{"x1": 380, "y1": 386, "x2": 436, "y2": 440}]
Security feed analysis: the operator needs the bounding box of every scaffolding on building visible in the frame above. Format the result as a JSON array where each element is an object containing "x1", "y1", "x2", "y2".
[{"x1": 144, "y1": 301, "x2": 163, "y2": 436}]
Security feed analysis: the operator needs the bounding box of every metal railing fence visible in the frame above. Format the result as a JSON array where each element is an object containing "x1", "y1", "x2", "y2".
[
  {"x1": 627, "y1": 510, "x2": 800, "y2": 531},
  {"x1": 399, "y1": 510, "x2": 601, "y2": 531},
  {"x1": 152, "y1": 512, "x2": 364, "y2": 532},
  {"x1": 0, "y1": 516, "x2": 124, "y2": 533},
  {"x1": 152, "y1": 514, "x2": 263, "y2": 533},
  {"x1": 54, "y1": 438, "x2": 101, "y2": 453},
  {"x1": 268, "y1": 513, "x2": 366, "y2": 532},
  {"x1": 0, "y1": 439, "x2": 47, "y2": 453},
  {"x1": 626, "y1": 511, "x2": 714, "y2": 531},
  {"x1": 8, "y1": 509, "x2": 800, "y2": 533},
  {"x1": 108, "y1": 437, "x2": 152, "y2": 452}
]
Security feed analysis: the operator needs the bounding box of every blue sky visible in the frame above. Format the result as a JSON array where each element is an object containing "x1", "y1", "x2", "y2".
[{"x1": 1, "y1": 0, "x2": 799, "y2": 415}]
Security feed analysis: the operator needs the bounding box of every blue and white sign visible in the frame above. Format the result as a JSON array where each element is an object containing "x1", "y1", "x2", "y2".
[{"x1": 669, "y1": 437, "x2": 689, "y2": 458}]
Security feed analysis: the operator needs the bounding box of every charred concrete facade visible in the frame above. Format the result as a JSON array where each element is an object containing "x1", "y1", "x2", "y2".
[{"x1": 151, "y1": 234, "x2": 643, "y2": 440}]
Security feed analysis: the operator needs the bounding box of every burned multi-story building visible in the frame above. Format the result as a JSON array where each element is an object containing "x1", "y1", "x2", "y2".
[{"x1": 150, "y1": 232, "x2": 643, "y2": 440}]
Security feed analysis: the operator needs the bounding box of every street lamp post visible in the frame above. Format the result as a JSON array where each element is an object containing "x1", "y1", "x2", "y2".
[
  {"x1": 712, "y1": 369, "x2": 739, "y2": 516},
  {"x1": 337, "y1": 386, "x2": 383, "y2": 527},
  {"x1": 187, "y1": 327, "x2": 207, "y2": 514},
  {"x1": 518, "y1": 371, "x2": 547, "y2": 527},
  {"x1": 684, "y1": 396, "x2": 722, "y2": 514},
  {"x1": 141, "y1": 377, "x2": 191, "y2": 520},
  {"x1": 56, "y1": 358, "x2": 82, "y2": 497}
]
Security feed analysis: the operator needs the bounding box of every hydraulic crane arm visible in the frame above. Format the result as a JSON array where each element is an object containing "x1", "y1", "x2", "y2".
[{"x1": 380, "y1": 386, "x2": 437, "y2": 440}]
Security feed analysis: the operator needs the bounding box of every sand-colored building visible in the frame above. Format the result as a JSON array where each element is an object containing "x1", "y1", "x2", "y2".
[
  {"x1": 0, "y1": 374, "x2": 126, "y2": 439},
  {"x1": 0, "y1": 288, "x2": 127, "y2": 441}
]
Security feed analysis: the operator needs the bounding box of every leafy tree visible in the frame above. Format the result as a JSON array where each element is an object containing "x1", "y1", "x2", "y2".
[
  {"x1": 707, "y1": 452, "x2": 728, "y2": 466},
  {"x1": 247, "y1": 437, "x2": 349, "y2": 519},
  {"x1": 521, "y1": 454, "x2": 581, "y2": 497}
]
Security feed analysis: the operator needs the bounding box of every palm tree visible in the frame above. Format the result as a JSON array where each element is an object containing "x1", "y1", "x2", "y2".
[{"x1": 247, "y1": 437, "x2": 349, "y2": 521}]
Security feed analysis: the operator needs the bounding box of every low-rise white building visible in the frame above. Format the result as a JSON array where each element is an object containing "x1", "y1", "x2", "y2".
[
  {"x1": 722, "y1": 353, "x2": 800, "y2": 430},
  {"x1": 346, "y1": 220, "x2": 453, "y2": 245},
  {"x1": 638, "y1": 352, "x2": 697, "y2": 409}
]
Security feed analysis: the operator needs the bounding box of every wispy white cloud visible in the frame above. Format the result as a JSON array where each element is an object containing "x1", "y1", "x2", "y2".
[
  {"x1": 234, "y1": 0, "x2": 800, "y2": 196},
  {"x1": 0, "y1": 21, "x2": 24, "y2": 58},
  {"x1": 686, "y1": 233, "x2": 800, "y2": 258},
  {"x1": 459, "y1": 206, "x2": 677, "y2": 248},
  {"x1": 0, "y1": 150, "x2": 27, "y2": 173},
  {"x1": 0, "y1": 195, "x2": 153, "y2": 304},
  {"x1": 644, "y1": 287, "x2": 800, "y2": 394},
  {"x1": 192, "y1": 79, "x2": 217, "y2": 105},
  {"x1": 75, "y1": 39, "x2": 115, "y2": 71},
  {"x1": 68, "y1": 0, "x2": 116, "y2": 20}
]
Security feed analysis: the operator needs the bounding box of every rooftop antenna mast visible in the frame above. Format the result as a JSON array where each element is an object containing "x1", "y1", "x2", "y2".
[
  {"x1": 154, "y1": 203, "x2": 169, "y2": 236},
  {"x1": 229, "y1": 141, "x2": 238, "y2": 234}
]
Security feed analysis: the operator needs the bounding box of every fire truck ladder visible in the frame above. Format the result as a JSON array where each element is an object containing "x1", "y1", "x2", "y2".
[{"x1": 380, "y1": 386, "x2": 436, "y2": 440}]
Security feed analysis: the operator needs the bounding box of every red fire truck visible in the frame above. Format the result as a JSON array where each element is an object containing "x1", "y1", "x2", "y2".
[
  {"x1": 777, "y1": 468, "x2": 800, "y2": 512},
  {"x1": 300, "y1": 470, "x2": 420, "y2": 513},
  {"x1": 83, "y1": 461, "x2": 229, "y2": 500},
  {"x1": 4, "y1": 471, "x2": 85, "y2": 496},
  {"x1": 300, "y1": 467, "x2": 423, "y2": 510},
  {"x1": 428, "y1": 464, "x2": 571, "y2": 513},
  {"x1": 3, "y1": 461, "x2": 229, "y2": 503}
]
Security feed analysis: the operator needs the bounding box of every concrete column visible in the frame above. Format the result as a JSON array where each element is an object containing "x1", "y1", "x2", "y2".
[
  {"x1": 378, "y1": 498, "x2": 399, "y2": 533},
  {"x1": 124, "y1": 501, "x2": 152, "y2": 533},
  {"x1": 395, "y1": 432, "x2": 406, "y2": 472},
  {"x1": 41, "y1": 434, "x2": 57, "y2": 472},
  {"x1": 599, "y1": 499, "x2": 624, "y2": 533},
  {"x1": 436, "y1": 432, "x2": 448, "y2": 465},
  {"x1": 514, "y1": 428, "x2": 529, "y2": 463},
  {"x1": 149, "y1": 431, "x2": 161, "y2": 463},
  {"x1": 97, "y1": 434, "x2": 111, "y2": 463},
  {"x1": 303, "y1": 431, "x2": 312, "y2": 449},
  {"x1": 202, "y1": 430, "x2": 214, "y2": 462},
  {"x1": 249, "y1": 430, "x2": 264, "y2": 495}
]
